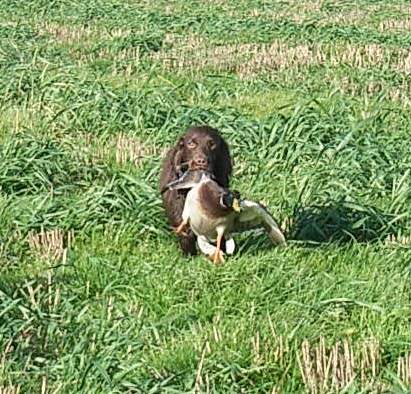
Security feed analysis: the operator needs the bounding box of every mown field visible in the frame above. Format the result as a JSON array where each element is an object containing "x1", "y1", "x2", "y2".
[{"x1": 1, "y1": 0, "x2": 411, "y2": 392}]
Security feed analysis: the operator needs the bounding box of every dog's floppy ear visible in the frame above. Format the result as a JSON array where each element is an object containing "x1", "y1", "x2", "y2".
[
  {"x1": 173, "y1": 137, "x2": 185, "y2": 172},
  {"x1": 214, "y1": 136, "x2": 232, "y2": 187},
  {"x1": 159, "y1": 139, "x2": 184, "y2": 192}
]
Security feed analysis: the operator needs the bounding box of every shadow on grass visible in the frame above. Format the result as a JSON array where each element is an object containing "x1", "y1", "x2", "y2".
[
  {"x1": 289, "y1": 199, "x2": 402, "y2": 245},
  {"x1": 236, "y1": 199, "x2": 406, "y2": 256}
]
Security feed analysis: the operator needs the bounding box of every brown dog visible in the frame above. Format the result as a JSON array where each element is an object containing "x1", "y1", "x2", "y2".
[{"x1": 160, "y1": 125, "x2": 233, "y2": 255}]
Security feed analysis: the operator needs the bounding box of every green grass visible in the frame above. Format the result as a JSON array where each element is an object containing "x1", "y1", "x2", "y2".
[{"x1": 1, "y1": 0, "x2": 411, "y2": 392}]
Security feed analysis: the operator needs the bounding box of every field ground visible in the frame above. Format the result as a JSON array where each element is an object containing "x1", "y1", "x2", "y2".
[{"x1": 1, "y1": 0, "x2": 411, "y2": 392}]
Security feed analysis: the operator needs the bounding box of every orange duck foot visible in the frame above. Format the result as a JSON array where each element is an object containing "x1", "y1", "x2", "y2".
[
  {"x1": 208, "y1": 249, "x2": 225, "y2": 265},
  {"x1": 173, "y1": 221, "x2": 189, "y2": 236}
]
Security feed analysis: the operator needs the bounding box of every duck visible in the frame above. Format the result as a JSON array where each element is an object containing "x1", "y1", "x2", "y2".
[{"x1": 163, "y1": 170, "x2": 286, "y2": 264}]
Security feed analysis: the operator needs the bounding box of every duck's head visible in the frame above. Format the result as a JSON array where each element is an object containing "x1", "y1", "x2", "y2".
[{"x1": 221, "y1": 190, "x2": 241, "y2": 212}]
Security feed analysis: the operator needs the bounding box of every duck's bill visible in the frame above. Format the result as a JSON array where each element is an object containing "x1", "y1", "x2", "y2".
[
  {"x1": 232, "y1": 198, "x2": 241, "y2": 212},
  {"x1": 161, "y1": 170, "x2": 211, "y2": 193}
]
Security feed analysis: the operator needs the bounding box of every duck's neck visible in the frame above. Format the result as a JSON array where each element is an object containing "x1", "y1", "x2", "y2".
[{"x1": 198, "y1": 181, "x2": 232, "y2": 219}]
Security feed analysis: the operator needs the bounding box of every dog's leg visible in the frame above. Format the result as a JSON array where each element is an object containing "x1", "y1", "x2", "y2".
[{"x1": 179, "y1": 231, "x2": 197, "y2": 256}]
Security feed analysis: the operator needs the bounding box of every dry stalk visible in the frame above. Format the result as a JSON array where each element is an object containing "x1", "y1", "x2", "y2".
[
  {"x1": 28, "y1": 228, "x2": 74, "y2": 261},
  {"x1": 115, "y1": 133, "x2": 151, "y2": 166},
  {"x1": 281, "y1": 217, "x2": 294, "y2": 237},
  {"x1": 298, "y1": 337, "x2": 383, "y2": 392},
  {"x1": 379, "y1": 19, "x2": 411, "y2": 32},
  {"x1": 73, "y1": 46, "x2": 140, "y2": 66},
  {"x1": 298, "y1": 339, "x2": 317, "y2": 393},
  {"x1": 0, "y1": 386, "x2": 21, "y2": 394},
  {"x1": 0, "y1": 107, "x2": 37, "y2": 134},
  {"x1": 359, "y1": 339, "x2": 380, "y2": 385},
  {"x1": 38, "y1": 22, "x2": 132, "y2": 44},
  {"x1": 251, "y1": 331, "x2": 261, "y2": 365},
  {"x1": 152, "y1": 40, "x2": 411, "y2": 77},
  {"x1": 41, "y1": 376, "x2": 47, "y2": 394},
  {"x1": 39, "y1": 22, "x2": 96, "y2": 43},
  {"x1": 385, "y1": 234, "x2": 411, "y2": 246},
  {"x1": 244, "y1": 0, "x2": 389, "y2": 28},
  {"x1": 316, "y1": 10, "x2": 370, "y2": 26},
  {"x1": 333, "y1": 76, "x2": 411, "y2": 105},
  {"x1": 85, "y1": 134, "x2": 163, "y2": 166},
  {"x1": 397, "y1": 51, "x2": 411, "y2": 74},
  {"x1": 163, "y1": 34, "x2": 205, "y2": 49},
  {"x1": 248, "y1": 7, "x2": 369, "y2": 26},
  {"x1": 267, "y1": 315, "x2": 290, "y2": 367},
  {"x1": 212, "y1": 324, "x2": 222, "y2": 343},
  {"x1": 298, "y1": 337, "x2": 361, "y2": 393},
  {"x1": 397, "y1": 352, "x2": 411, "y2": 385},
  {"x1": 194, "y1": 342, "x2": 209, "y2": 394},
  {"x1": 1, "y1": 339, "x2": 14, "y2": 372}
]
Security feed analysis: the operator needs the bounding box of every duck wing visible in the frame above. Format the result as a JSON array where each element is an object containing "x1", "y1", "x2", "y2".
[{"x1": 232, "y1": 200, "x2": 286, "y2": 245}]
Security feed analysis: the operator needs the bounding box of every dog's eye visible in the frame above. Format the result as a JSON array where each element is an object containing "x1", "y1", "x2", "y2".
[
  {"x1": 187, "y1": 140, "x2": 197, "y2": 149},
  {"x1": 208, "y1": 141, "x2": 216, "y2": 150}
]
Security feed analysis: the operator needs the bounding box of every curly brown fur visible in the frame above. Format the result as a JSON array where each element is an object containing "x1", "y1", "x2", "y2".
[{"x1": 159, "y1": 125, "x2": 233, "y2": 255}]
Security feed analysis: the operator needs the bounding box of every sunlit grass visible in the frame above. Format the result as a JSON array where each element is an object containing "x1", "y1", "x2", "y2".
[{"x1": 1, "y1": 0, "x2": 411, "y2": 392}]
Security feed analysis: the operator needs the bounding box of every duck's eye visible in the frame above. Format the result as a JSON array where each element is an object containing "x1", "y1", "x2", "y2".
[{"x1": 187, "y1": 140, "x2": 197, "y2": 149}]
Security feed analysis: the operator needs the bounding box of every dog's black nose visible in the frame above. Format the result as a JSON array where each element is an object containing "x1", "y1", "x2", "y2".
[{"x1": 193, "y1": 157, "x2": 208, "y2": 168}]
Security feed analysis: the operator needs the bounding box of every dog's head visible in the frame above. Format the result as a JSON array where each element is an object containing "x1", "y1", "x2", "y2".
[{"x1": 174, "y1": 126, "x2": 232, "y2": 185}]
